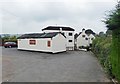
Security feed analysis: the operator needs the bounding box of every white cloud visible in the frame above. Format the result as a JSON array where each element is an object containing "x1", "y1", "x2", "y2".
[{"x1": 1, "y1": 0, "x2": 117, "y2": 34}]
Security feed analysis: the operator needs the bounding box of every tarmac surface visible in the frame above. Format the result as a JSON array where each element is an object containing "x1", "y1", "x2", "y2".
[{"x1": 2, "y1": 47, "x2": 110, "y2": 82}]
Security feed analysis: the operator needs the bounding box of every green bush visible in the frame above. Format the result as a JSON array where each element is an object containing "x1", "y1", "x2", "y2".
[
  {"x1": 92, "y1": 36, "x2": 112, "y2": 77},
  {"x1": 103, "y1": 1, "x2": 120, "y2": 82},
  {"x1": 2, "y1": 35, "x2": 17, "y2": 44},
  {"x1": 92, "y1": 31, "x2": 120, "y2": 82},
  {"x1": 111, "y1": 29, "x2": 120, "y2": 81}
]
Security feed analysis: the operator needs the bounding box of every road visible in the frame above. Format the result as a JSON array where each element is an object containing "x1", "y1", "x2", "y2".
[{"x1": 2, "y1": 47, "x2": 110, "y2": 82}]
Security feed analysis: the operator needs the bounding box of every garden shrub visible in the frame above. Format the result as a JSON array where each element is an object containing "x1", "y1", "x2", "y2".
[
  {"x1": 92, "y1": 36, "x2": 112, "y2": 77},
  {"x1": 111, "y1": 29, "x2": 120, "y2": 81}
]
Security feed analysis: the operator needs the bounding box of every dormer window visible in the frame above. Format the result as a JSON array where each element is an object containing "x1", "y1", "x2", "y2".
[{"x1": 82, "y1": 35, "x2": 85, "y2": 37}]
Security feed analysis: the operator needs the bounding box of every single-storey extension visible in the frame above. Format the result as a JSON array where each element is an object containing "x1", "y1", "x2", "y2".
[{"x1": 17, "y1": 32, "x2": 66, "y2": 53}]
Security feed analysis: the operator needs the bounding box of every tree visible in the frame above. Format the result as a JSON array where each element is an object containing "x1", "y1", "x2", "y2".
[
  {"x1": 9, "y1": 35, "x2": 17, "y2": 42},
  {"x1": 106, "y1": 30, "x2": 112, "y2": 36},
  {"x1": 2, "y1": 35, "x2": 17, "y2": 43},
  {"x1": 2, "y1": 35, "x2": 10, "y2": 42},
  {"x1": 104, "y1": 1, "x2": 120, "y2": 30},
  {"x1": 104, "y1": 1, "x2": 120, "y2": 81}
]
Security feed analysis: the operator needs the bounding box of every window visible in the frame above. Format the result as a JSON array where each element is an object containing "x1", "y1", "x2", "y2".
[
  {"x1": 69, "y1": 40, "x2": 72, "y2": 42},
  {"x1": 91, "y1": 38, "x2": 94, "y2": 40},
  {"x1": 29, "y1": 40, "x2": 36, "y2": 45},
  {"x1": 69, "y1": 33, "x2": 72, "y2": 36},
  {"x1": 90, "y1": 44, "x2": 92, "y2": 47},
  {"x1": 85, "y1": 38, "x2": 88, "y2": 40},
  {"x1": 47, "y1": 41, "x2": 51, "y2": 47},
  {"x1": 82, "y1": 35, "x2": 85, "y2": 37},
  {"x1": 62, "y1": 32, "x2": 65, "y2": 35}
]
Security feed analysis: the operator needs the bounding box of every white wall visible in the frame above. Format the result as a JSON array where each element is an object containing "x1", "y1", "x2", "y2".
[
  {"x1": 52, "y1": 34, "x2": 66, "y2": 53},
  {"x1": 18, "y1": 38, "x2": 53, "y2": 52},
  {"x1": 88, "y1": 34, "x2": 95, "y2": 44},
  {"x1": 64, "y1": 31, "x2": 74, "y2": 48},
  {"x1": 76, "y1": 29, "x2": 96, "y2": 49},
  {"x1": 17, "y1": 34, "x2": 67, "y2": 53},
  {"x1": 76, "y1": 31, "x2": 89, "y2": 49},
  {"x1": 43, "y1": 30, "x2": 74, "y2": 50}
]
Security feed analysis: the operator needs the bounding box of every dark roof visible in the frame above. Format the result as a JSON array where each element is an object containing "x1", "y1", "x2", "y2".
[
  {"x1": 40, "y1": 32, "x2": 59, "y2": 38},
  {"x1": 85, "y1": 29, "x2": 95, "y2": 35},
  {"x1": 39, "y1": 32, "x2": 66, "y2": 38},
  {"x1": 17, "y1": 32, "x2": 66, "y2": 39},
  {"x1": 42, "y1": 26, "x2": 75, "y2": 31},
  {"x1": 77, "y1": 32, "x2": 82, "y2": 37},
  {"x1": 17, "y1": 33, "x2": 45, "y2": 39},
  {"x1": 77, "y1": 29, "x2": 96, "y2": 38},
  {"x1": 74, "y1": 33, "x2": 79, "y2": 39}
]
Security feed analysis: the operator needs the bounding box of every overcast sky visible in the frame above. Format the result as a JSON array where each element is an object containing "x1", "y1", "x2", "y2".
[{"x1": 0, "y1": 0, "x2": 118, "y2": 34}]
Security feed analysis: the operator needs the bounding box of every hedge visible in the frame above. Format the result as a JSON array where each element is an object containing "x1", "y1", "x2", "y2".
[
  {"x1": 92, "y1": 36, "x2": 112, "y2": 78},
  {"x1": 92, "y1": 30, "x2": 120, "y2": 82},
  {"x1": 111, "y1": 29, "x2": 120, "y2": 81}
]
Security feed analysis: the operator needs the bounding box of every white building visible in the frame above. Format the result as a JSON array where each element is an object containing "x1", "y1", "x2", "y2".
[
  {"x1": 42, "y1": 26, "x2": 75, "y2": 50},
  {"x1": 17, "y1": 32, "x2": 66, "y2": 53},
  {"x1": 76, "y1": 29, "x2": 95, "y2": 49},
  {"x1": 88, "y1": 34, "x2": 95, "y2": 45}
]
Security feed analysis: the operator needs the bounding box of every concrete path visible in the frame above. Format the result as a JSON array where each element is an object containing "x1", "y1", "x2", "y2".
[{"x1": 2, "y1": 47, "x2": 110, "y2": 82}]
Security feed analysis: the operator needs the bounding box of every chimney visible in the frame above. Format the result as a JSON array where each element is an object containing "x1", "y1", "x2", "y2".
[
  {"x1": 82, "y1": 28, "x2": 85, "y2": 31},
  {"x1": 60, "y1": 28, "x2": 62, "y2": 32},
  {"x1": 82, "y1": 28, "x2": 85, "y2": 33}
]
